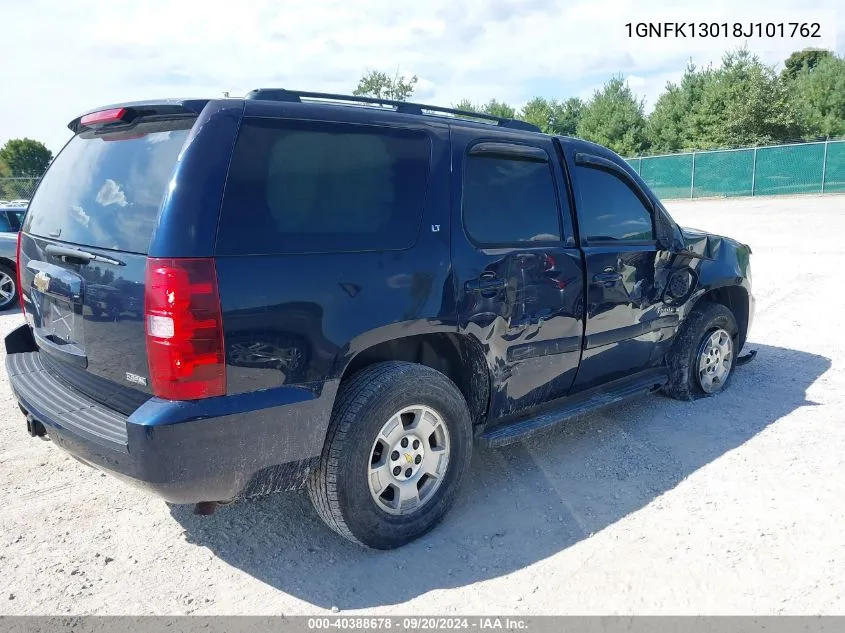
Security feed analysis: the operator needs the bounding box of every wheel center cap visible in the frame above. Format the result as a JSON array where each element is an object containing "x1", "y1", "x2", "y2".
[{"x1": 389, "y1": 434, "x2": 425, "y2": 481}]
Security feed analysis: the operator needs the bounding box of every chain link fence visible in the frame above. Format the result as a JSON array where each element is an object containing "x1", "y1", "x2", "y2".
[
  {"x1": 0, "y1": 176, "x2": 41, "y2": 202},
  {"x1": 626, "y1": 139, "x2": 845, "y2": 200}
]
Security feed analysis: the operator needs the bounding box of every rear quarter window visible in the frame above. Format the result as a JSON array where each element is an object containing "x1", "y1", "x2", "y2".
[{"x1": 216, "y1": 118, "x2": 431, "y2": 255}]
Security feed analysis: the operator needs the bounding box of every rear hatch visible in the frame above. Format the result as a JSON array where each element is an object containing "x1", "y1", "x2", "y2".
[{"x1": 19, "y1": 111, "x2": 196, "y2": 414}]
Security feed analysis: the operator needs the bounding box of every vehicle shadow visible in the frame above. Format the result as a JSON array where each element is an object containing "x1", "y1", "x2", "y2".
[{"x1": 170, "y1": 342, "x2": 829, "y2": 609}]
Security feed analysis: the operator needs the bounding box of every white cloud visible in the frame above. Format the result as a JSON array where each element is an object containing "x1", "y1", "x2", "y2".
[
  {"x1": 95, "y1": 179, "x2": 128, "y2": 207},
  {"x1": 70, "y1": 205, "x2": 90, "y2": 228},
  {"x1": 147, "y1": 131, "x2": 172, "y2": 144},
  {"x1": 0, "y1": 0, "x2": 841, "y2": 153}
]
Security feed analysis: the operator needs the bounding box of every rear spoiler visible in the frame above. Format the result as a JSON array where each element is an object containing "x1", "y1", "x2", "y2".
[{"x1": 68, "y1": 99, "x2": 210, "y2": 133}]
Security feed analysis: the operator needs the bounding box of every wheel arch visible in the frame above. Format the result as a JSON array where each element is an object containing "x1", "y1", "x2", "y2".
[
  {"x1": 337, "y1": 332, "x2": 490, "y2": 427},
  {"x1": 688, "y1": 284, "x2": 750, "y2": 350}
]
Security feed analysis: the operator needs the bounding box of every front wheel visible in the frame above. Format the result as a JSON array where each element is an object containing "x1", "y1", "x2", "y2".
[
  {"x1": 663, "y1": 301, "x2": 739, "y2": 400},
  {"x1": 307, "y1": 362, "x2": 472, "y2": 549}
]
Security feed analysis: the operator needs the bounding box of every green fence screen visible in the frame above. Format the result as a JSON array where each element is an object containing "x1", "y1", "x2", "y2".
[
  {"x1": 628, "y1": 140, "x2": 845, "y2": 200},
  {"x1": 642, "y1": 153, "x2": 693, "y2": 200},
  {"x1": 825, "y1": 141, "x2": 845, "y2": 193}
]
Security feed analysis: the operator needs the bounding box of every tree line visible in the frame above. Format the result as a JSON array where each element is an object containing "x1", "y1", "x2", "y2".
[
  {"x1": 1, "y1": 45, "x2": 842, "y2": 196},
  {"x1": 356, "y1": 48, "x2": 845, "y2": 157}
]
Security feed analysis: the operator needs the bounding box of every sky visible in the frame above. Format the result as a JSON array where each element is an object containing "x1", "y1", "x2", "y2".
[{"x1": 1, "y1": 0, "x2": 842, "y2": 155}]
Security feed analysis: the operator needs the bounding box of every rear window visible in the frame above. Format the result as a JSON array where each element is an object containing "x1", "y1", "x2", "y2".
[
  {"x1": 23, "y1": 119, "x2": 193, "y2": 254},
  {"x1": 216, "y1": 118, "x2": 431, "y2": 255}
]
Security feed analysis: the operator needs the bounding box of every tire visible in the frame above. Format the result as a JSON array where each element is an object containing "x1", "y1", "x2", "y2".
[
  {"x1": 0, "y1": 264, "x2": 18, "y2": 311},
  {"x1": 663, "y1": 301, "x2": 739, "y2": 401},
  {"x1": 307, "y1": 361, "x2": 472, "y2": 549}
]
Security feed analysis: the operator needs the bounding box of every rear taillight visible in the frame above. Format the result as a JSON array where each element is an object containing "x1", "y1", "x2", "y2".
[
  {"x1": 16, "y1": 231, "x2": 24, "y2": 316},
  {"x1": 144, "y1": 258, "x2": 226, "y2": 400}
]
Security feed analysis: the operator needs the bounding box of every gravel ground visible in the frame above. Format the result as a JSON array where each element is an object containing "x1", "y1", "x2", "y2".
[{"x1": 1, "y1": 194, "x2": 844, "y2": 615}]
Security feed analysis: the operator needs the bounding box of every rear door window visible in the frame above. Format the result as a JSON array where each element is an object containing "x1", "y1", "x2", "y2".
[
  {"x1": 462, "y1": 152, "x2": 561, "y2": 246},
  {"x1": 216, "y1": 118, "x2": 431, "y2": 255},
  {"x1": 23, "y1": 119, "x2": 194, "y2": 254}
]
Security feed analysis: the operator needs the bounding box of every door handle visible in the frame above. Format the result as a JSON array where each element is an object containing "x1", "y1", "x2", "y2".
[{"x1": 592, "y1": 272, "x2": 623, "y2": 286}]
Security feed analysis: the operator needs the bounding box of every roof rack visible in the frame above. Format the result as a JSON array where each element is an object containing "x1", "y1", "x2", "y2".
[{"x1": 245, "y1": 89, "x2": 541, "y2": 133}]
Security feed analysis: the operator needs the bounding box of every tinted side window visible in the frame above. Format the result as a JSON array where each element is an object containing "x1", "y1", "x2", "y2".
[
  {"x1": 217, "y1": 119, "x2": 431, "y2": 255},
  {"x1": 575, "y1": 165, "x2": 654, "y2": 242},
  {"x1": 463, "y1": 153, "x2": 560, "y2": 245}
]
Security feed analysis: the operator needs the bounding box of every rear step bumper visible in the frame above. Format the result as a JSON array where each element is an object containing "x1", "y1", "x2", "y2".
[{"x1": 5, "y1": 324, "x2": 333, "y2": 504}]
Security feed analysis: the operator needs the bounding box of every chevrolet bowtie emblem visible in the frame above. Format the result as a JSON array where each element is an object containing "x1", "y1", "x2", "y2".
[
  {"x1": 33, "y1": 271, "x2": 50, "y2": 293},
  {"x1": 404, "y1": 453, "x2": 414, "y2": 464}
]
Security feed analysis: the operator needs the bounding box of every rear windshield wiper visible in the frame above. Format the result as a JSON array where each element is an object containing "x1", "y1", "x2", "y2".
[{"x1": 44, "y1": 244, "x2": 126, "y2": 267}]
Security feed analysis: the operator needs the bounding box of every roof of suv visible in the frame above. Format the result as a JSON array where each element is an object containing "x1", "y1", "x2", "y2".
[
  {"x1": 70, "y1": 90, "x2": 547, "y2": 138},
  {"x1": 244, "y1": 88, "x2": 542, "y2": 134}
]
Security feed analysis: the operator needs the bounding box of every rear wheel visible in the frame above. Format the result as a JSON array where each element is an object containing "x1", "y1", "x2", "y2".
[
  {"x1": 0, "y1": 264, "x2": 18, "y2": 311},
  {"x1": 663, "y1": 301, "x2": 739, "y2": 400},
  {"x1": 307, "y1": 361, "x2": 472, "y2": 549}
]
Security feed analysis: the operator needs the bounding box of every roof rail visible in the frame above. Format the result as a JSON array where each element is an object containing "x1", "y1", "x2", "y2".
[{"x1": 245, "y1": 89, "x2": 541, "y2": 133}]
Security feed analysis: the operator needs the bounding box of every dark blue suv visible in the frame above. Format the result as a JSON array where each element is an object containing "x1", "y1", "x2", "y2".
[{"x1": 5, "y1": 90, "x2": 754, "y2": 549}]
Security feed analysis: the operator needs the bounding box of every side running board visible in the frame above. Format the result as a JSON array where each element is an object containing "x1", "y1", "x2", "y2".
[{"x1": 478, "y1": 369, "x2": 668, "y2": 448}]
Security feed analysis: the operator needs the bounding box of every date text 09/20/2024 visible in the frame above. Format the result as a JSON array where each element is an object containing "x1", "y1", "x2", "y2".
[{"x1": 625, "y1": 22, "x2": 822, "y2": 38}]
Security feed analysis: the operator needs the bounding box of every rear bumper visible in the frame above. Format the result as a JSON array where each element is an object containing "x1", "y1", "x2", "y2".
[{"x1": 5, "y1": 325, "x2": 335, "y2": 504}]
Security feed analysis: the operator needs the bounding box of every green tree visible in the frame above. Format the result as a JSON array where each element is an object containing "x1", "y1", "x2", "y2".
[
  {"x1": 0, "y1": 158, "x2": 9, "y2": 199},
  {"x1": 698, "y1": 49, "x2": 804, "y2": 147},
  {"x1": 782, "y1": 48, "x2": 833, "y2": 80},
  {"x1": 554, "y1": 97, "x2": 584, "y2": 136},
  {"x1": 0, "y1": 138, "x2": 52, "y2": 176},
  {"x1": 518, "y1": 97, "x2": 583, "y2": 135},
  {"x1": 577, "y1": 76, "x2": 647, "y2": 155},
  {"x1": 647, "y1": 62, "x2": 714, "y2": 152},
  {"x1": 452, "y1": 99, "x2": 481, "y2": 113},
  {"x1": 354, "y1": 70, "x2": 418, "y2": 101},
  {"x1": 481, "y1": 99, "x2": 516, "y2": 119},
  {"x1": 647, "y1": 49, "x2": 806, "y2": 152},
  {"x1": 520, "y1": 97, "x2": 556, "y2": 132},
  {"x1": 452, "y1": 98, "x2": 515, "y2": 119},
  {"x1": 791, "y1": 54, "x2": 845, "y2": 137}
]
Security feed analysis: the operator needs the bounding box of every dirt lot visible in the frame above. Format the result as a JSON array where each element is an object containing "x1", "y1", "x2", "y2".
[{"x1": 1, "y1": 195, "x2": 843, "y2": 615}]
